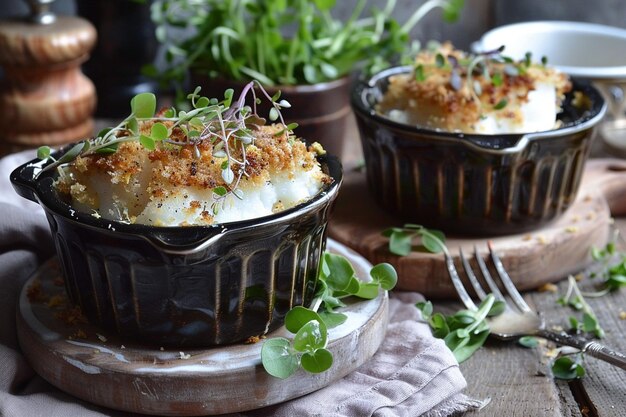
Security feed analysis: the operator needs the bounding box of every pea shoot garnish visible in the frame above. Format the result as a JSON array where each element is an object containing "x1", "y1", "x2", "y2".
[{"x1": 261, "y1": 253, "x2": 397, "y2": 378}]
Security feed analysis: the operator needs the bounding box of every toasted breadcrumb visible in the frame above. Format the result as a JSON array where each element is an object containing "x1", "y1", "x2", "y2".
[
  {"x1": 377, "y1": 42, "x2": 571, "y2": 133},
  {"x1": 56, "y1": 124, "x2": 329, "y2": 226}
]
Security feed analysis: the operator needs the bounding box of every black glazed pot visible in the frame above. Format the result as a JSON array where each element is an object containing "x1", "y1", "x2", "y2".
[
  {"x1": 351, "y1": 66, "x2": 607, "y2": 236},
  {"x1": 11, "y1": 153, "x2": 342, "y2": 347}
]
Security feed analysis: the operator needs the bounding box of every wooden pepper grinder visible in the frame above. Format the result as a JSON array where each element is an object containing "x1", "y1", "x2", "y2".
[{"x1": 0, "y1": 0, "x2": 97, "y2": 155}]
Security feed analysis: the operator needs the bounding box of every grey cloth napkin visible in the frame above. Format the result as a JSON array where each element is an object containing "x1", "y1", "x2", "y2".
[{"x1": 0, "y1": 150, "x2": 481, "y2": 417}]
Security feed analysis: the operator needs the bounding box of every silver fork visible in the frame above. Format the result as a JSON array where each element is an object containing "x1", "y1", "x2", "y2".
[{"x1": 445, "y1": 243, "x2": 626, "y2": 370}]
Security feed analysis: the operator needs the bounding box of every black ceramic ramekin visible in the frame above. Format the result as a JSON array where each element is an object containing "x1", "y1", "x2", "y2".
[
  {"x1": 351, "y1": 66, "x2": 607, "y2": 236},
  {"x1": 11, "y1": 154, "x2": 342, "y2": 347}
]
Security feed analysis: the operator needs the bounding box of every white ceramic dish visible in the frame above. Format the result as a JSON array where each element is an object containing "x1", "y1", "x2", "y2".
[{"x1": 475, "y1": 21, "x2": 626, "y2": 79}]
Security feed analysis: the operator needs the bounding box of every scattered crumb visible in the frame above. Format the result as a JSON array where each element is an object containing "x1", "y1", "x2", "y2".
[
  {"x1": 619, "y1": 311, "x2": 626, "y2": 320},
  {"x1": 46, "y1": 295, "x2": 66, "y2": 308},
  {"x1": 537, "y1": 283, "x2": 558, "y2": 293},
  {"x1": 565, "y1": 226, "x2": 578, "y2": 233},
  {"x1": 536, "y1": 235, "x2": 548, "y2": 245},
  {"x1": 26, "y1": 280, "x2": 48, "y2": 303},
  {"x1": 96, "y1": 333, "x2": 108, "y2": 343},
  {"x1": 583, "y1": 195, "x2": 592, "y2": 202},
  {"x1": 55, "y1": 305, "x2": 88, "y2": 326},
  {"x1": 179, "y1": 352, "x2": 191, "y2": 360},
  {"x1": 245, "y1": 335, "x2": 265, "y2": 344},
  {"x1": 522, "y1": 234, "x2": 532, "y2": 241},
  {"x1": 545, "y1": 348, "x2": 559, "y2": 358},
  {"x1": 160, "y1": 347, "x2": 164, "y2": 351},
  {"x1": 550, "y1": 325, "x2": 564, "y2": 332},
  {"x1": 571, "y1": 215, "x2": 580, "y2": 223},
  {"x1": 586, "y1": 212, "x2": 596, "y2": 220},
  {"x1": 574, "y1": 273, "x2": 584, "y2": 282},
  {"x1": 70, "y1": 329, "x2": 87, "y2": 339}
]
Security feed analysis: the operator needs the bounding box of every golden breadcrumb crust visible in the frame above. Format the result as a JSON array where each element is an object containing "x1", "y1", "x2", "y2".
[{"x1": 377, "y1": 43, "x2": 572, "y2": 132}]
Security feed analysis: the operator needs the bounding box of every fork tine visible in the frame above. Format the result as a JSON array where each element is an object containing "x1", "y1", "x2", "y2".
[
  {"x1": 445, "y1": 252, "x2": 477, "y2": 311},
  {"x1": 488, "y1": 242, "x2": 532, "y2": 313},
  {"x1": 474, "y1": 245, "x2": 507, "y2": 302},
  {"x1": 460, "y1": 247, "x2": 488, "y2": 301}
]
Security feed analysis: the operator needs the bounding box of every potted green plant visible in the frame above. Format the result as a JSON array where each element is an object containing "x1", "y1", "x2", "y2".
[{"x1": 144, "y1": 0, "x2": 464, "y2": 157}]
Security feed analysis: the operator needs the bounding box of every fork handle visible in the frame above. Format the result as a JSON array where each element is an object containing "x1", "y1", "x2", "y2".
[{"x1": 536, "y1": 329, "x2": 626, "y2": 371}]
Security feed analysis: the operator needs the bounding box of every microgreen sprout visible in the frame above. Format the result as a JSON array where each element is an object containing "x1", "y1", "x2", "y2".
[
  {"x1": 261, "y1": 252, "x2": 398, "y2": 379},
  {"x1": 147, "y1": 0, "x2": 464, "y2": 94},
  {"x1": 416, "y1": 294, "x2": 505, "y2": 363},
  {"x1": 381, "y1": 223, "x2": 447, "y2": 256},
  {"x1": 37, "y1": 81, "x2": 295, "y2": 212}
]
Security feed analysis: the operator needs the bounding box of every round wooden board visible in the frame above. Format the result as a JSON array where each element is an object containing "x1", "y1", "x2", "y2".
[
  {"x1": 17, "y1": 240, "x2": 388, "y2": 416},
  {"x1": 329, "y1": 158, "x2": 626, "y2": 298}
]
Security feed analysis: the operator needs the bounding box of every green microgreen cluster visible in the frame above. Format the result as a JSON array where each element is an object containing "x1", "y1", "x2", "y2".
[
  {"x1": 382, "y1": 224, "x2": 505, "y2": 362},
  {"x1": 413, "y1": 42, "x2": 549, "y2": 110},
  {"x1": 146, "y1": 0, "x2": 464, "y2": 94},
  {"x1": 382, "y1": 223, "x2": 447, "y2": 256},
  {"x1": 261, "y1": 252, "x2": 398, "y2": 378},
  {"x1": 589, "y1": 238, "x2": 626, "y2": 294},
  {"x1": 37, "y1": 82, "x2": 295, "y2": 212},
  {"x1": 417, "y1": 295, "x2": 505, "y2": 362},
  {"x1": 551, "y1": 355, "x2": 586, "y2": 380}
]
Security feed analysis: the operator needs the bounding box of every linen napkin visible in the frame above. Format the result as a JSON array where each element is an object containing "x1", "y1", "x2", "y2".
[{"x1": 0, "y1": 150, "x2": 481, "y2": 417}]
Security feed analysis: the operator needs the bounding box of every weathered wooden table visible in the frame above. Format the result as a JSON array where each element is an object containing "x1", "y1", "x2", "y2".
[{"x1": 454, "y1": 244, "x2": 626, "y2": 417}]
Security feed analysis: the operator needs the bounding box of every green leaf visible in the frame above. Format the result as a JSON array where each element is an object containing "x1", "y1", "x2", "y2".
[
  {"x1": 213, "y1": 186, "x2": 227, "y2": 196},
  {"x1": 140, "y1": 135, "x2": 155, "y2": 150},
  {"x1": 195, "y1": 96, "x2": 210, "y2": 109},
  {"x1": 285, "y1": 307, "x2": 322, "y2": 334},
  {"x1": 319, "y1": 311, "x2": 347, "y2": 329},
  {"x1": 442, "y1": 0, "x2": 465, "y2": 22},
  {"x1": 300, "y1": 348, "x2": 333, "y2": 373},
  {"x1": 323, "y1": 253, "x2": 355, "y2": 291},
  {"x1": 369, "y1": 263, "x2": 398, "y2": 290},
  {"x1": 261, "y1": 338, "x2": 299, "y2": 379},
  {"x1": 95, "y1": 143, "x2": 119, "y2": 155},
  {"x1": 414, "y1": 64, "x2": 426, "y2": 82},
  {"x1": 313, "y1": 0, "x2": 336, "y2": 11},
  {"x1": 518, "y1": 336, "x2": 539, "y2": 348},
  {"x1": 447, "y1": 328, "x2": 489, "y2": 363},
  {"x1": 293, "y1": 320, "x2": 327, "y2": 352},
  {"x1": 224, "y1": 88, "x2": 234, "y2": 107},
  {"x1": 151, "y1": 122, "x2": 169, "y2": 141},
  {"x1": 37, "y1": 146, "x2": 51, "y2": 160},
  {"x1": 421, "y1": 230, "x2": 446, "y2": 253},
  {"x1": 488, "y1": 300, "x2": 506, "y2": 317},
  {"x1": 552, "y1": 356, "x2": 585, "y2": 380},
  {"x1": 416, "y1": 301, "x2": 433, "y2": 320},
  {"x1": 493, "y1": 99, "x2": 508, "y2": 110},
  {"x1": 56, "y1": 142, "x2": 87, "y2": 165},
  {"x1": 429, "y1": 313, "x2": 450, "y2": 338},
  {"x1": 127, "y1": 117, "x2": 139, "y2": 135},
  {"x1": 435, "y1": 53, "x2": 445, "y2": 68},
  {"x1": 269, "y1": 107, "x2": 279, "y2": 121},
  {"x1": 389, "y1": 231, "x2": 412, "y2": 256},
  {"x1": 355, "y1": 282, "x2": 379, "y2": 299},
  {"x1": 344, "y1": 276, "x2": 361, "y2": 295},
  {"x1": 222, "y1": 167, "x2": 235, "y2": 184},
  {"x1": 130, "y1": 92, "x2": 156, "y2": 118}
]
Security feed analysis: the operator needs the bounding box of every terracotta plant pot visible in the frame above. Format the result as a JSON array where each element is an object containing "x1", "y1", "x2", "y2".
[{"x1": 190, "y1": 75, "x2": 352, "y2": 159}]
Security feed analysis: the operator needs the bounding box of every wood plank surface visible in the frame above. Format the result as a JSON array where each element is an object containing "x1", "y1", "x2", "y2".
[{"x1": 448, "y1": 219, "x2": 626, "y2": 416}]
